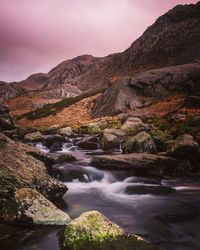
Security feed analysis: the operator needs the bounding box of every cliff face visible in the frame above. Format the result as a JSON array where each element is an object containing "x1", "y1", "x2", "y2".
[{"x1": 116, "y1": 2, "x2": 200, "y2": 73}]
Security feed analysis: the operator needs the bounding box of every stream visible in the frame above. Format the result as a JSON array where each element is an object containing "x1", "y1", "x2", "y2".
[{"x1": 1, "y1": 136, "x2": 200, "y2": 250}]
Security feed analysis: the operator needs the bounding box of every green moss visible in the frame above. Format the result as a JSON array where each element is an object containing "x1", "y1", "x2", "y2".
[{"x1": 17, "y1": 88, "x2": 107, "y2": 121}]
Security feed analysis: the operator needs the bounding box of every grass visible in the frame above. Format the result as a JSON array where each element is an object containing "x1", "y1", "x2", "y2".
[{"x1": 17, "y1": 88, "x2": 106, "y2": 121}]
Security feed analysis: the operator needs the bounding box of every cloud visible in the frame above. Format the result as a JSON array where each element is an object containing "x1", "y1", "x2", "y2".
[{"x1": 0, "y1": 0, "x2": 198, "y2": 81}]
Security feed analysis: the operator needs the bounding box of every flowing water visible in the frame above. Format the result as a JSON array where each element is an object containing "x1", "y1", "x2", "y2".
[{"x1": 1, "y1": 137, "x2": 200, "y2": 250}]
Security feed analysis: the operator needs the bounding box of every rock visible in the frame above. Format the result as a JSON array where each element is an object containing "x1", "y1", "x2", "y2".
[
  {"x1": 0, "y1": 103, "x2": 15, "y2": 131},
  {"x1": 50, "y1": 142, "x2": 62, "y2": 152},
  {"x1": 100, "y1": 129, "x2": 126, "y2": 150},
  {"x1": 125, "y1": 185, "x2": 175, "y2": 195},
  {"x1": 150, "y1": 130, "x2": 172, "y2": 152},
  {"x1": 24, "y1": 131, "x2": 43, "y2": 142},
  {"x1": 56, "y1": 154, "x2": 76, "y2": 164},
  {"x1": 77, "y1": 122, "x2": 102, "y2": 134},
  {"x1": 59, "y1": 211, "x2": 158, "y2": 250},
  {"x1": 184, "y1": 95, "x2": 200, "y2": 108},
  {"x1": 45, "y1": 125, "x2": 60, "y2": 134},
  {"x1": 0, "y1": 132, "x2": 67, "y2": 201},
  {"x1": 43, "y1": 134, "x2": 66, "y2": 148},
  {"x1": 58, "y1": 127, "x2": 72, "y2": 137},
  {"x1": 77, "y1": 136, "x2": 98, "y2": 150},
  {"x1": 167, "y1": 134, "x2": 200, "y2": 170},
  {"x1": 121, "y1": 117, "x2": 144, "y2": 135},
  {"x1": 91, "y1": 153, "x2": 192, "y2": 177},
  {"x1": 124, "y1": 176, "x2": 161, "y2": 185},
  {"x1": 122, "y1": 132, "x2": 156, "y2": 154},
  {"x1": 188, "y1": 116, "x2": 200, "y2": 127},
  {"x1": 13, "y1": 188, "x2": 71, "y2": 225}
]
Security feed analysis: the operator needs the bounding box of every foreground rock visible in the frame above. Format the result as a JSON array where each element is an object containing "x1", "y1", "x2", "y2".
[
  {"x1": 14, "y1": 188, "x2": 70, "y2": 225},
  {"x1": 122, "y1": 132, "x2": 156, "y2": 154},
  {"x1": 59, "y1": 211, "x2": 159, "y2": 250},
  {"x1": 91, "y1": 153, "x2": 191, "y2": 177},
  {"x1": 100, "y1": 128, "x2": 126, "y2": 150},
  {"x1": 0, "y1": 132, "x2": 67, "y2": 200}
]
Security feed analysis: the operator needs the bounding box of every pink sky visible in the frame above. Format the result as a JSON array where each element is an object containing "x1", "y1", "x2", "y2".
[{"x1": 0, "y1": 0, "x2": 198, "y2": 82}]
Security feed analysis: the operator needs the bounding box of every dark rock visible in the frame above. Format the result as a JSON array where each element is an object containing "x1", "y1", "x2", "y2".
[
  {"x1": 91, "y1": 153, "x2": 192, "y2": 177},
  {"x1": 43, "y1": 134, "x2": 66, "y2": 148},
  {"x1": 50, "y1": 142, "x2": 62, "y2": 152},
  {"x1": 125, "y1": 185, "x2": 175, "y2": 195},
  {"x1": 77, "y1": 136, "x2": 99, "y2": 150}
]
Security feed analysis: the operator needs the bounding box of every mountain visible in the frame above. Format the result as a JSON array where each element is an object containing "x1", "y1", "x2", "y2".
[{"x1": 4, "y1": 1, "x2": 200, "y2": 119}]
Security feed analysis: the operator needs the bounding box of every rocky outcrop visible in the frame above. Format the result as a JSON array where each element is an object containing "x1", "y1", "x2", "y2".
[
  {"x1": 122, "y1": 132, "x2": 156, "y2": 154},
  {"x1": 59, "y1": 211, "x2": 159, "y2": 250},
  {"x1": 0, "y1": 132, "x2": 67, "y2": 200},
  {"x1": 13, "y1": 188, "x2": 70, "y2": 225},
  {"x1": 92, "y1": 63, "x2": 200, "y2": 117},
  {"x1": 91, "y1": 153, "x2": 191, "y2": 177},
  {"x1": 0, "y1": 82, "x2": 24, "y2": 100}
]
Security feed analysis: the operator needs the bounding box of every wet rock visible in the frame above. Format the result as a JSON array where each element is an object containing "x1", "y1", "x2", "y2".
[
  {"x1": 77, "y1": 136, "x2": 99, "y2": 150},
  {"x1": 0, "y1": 132, "x2": 67, "y2": 201},
  {"x1": 43, "y1": 134, "x2": 66, "y2": 148},
  {"x1": 24, "y1": 131, "x2": 43, "y2": 142},
  {"x1": 122, "y1": 132, "x2": 156, "y2": 154},
  {"x1": 56, "y1": 154, "x2": 76, "y2": 164},
  {"x1": 125, "y1": 185, "x2": 175, "y2": 195},
  {"x1": 91, "y1": 153, "x2": 192, "y2": 177},
  {"x1": 50, "y1": 142, "x2": 62, "y2": 152},
  {"x1": 121, "y1": 117, "x2": 144, "y2": 135},
  {"x1": 14, "y1": 188, "x2": 71, "y2": 225},
  {"x1": 58, "y1": 127, "x2": 72, "y2": 137},
  {"x1": 100, "y1": 128, "x2": 126, "y2": 150},
  {"x1": 124, "y1": 176, "x2": 161, "y2": 185},
  {"x1": 59, "y1": 211, "x2": 159, "y2": 250}
]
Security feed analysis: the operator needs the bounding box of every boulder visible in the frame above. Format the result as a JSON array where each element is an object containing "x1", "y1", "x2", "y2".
[
  {"x1": 121, "y1": 117, "x2": 144, "y2": 135},
  {"x1": 59, "y1": 211, "x2": 159, "y2": 250},
  {"x1": 58, "y1": 127, "x2": 72, "y2": 137},
  {"x1": 167, "y1": 134, "x2": 200, "y2": 170},
  {"x1": 91, "y1": 153, "x2": 192, "y2": 177},
  {"x1": 24, "y1": 131, "x2": 43, "y2": 142},
  {"x1": 43, "y1": 134, "x2": 66, "y2": 148},
  {"x1": 0, "y1": 132, "x2": 67, "y2": 201},
  {"x1": 100, "y1": 128, "x2": 126, "y2": 150},
  {"x1": 45, "y1": 125, "x2": 60, "y2": 134},
  {"x1": 14, "y1": 188, "x2": 71, "y2": 225},
  {"x1": 122, "y1": 132, "x2": 156, "y2": 154},
  {"x1": 77, "y1": 136, "x2": 99, "y2": 150},
  {"x1": 77, "y1": 122, "x2": 102, "y2": 134},
  {"x1": 56, "y1": 154, "x2": 76, "y2": 164},
  {"x1": 50, "y1": 142, "x2": 62, "y2": 152},
  {"x1": 125, "y1": 185, "x2": 175, "y2": 195}
]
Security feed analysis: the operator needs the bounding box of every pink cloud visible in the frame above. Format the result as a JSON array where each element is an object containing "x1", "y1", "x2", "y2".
[{"x1": 0, "y1": 0, "x2": 198, "y2": 82}]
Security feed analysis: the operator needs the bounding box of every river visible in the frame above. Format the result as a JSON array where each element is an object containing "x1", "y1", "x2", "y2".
[{"x1": 1, "y1": 136, "x2": 200, "y2": 250}]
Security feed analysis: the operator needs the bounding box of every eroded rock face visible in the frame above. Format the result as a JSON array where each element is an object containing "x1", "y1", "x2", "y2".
[
  {"x1": 59, "y1": 211, "x2": 159, "y2": 250},
  {"x1": 122, "y1": 132, "x2": 156, "y2": 154},
  {"x1": 15, "y1": 188, "x2": 70, "y2": 225},
  {"x1": 91, "y1": 153, "x2": 191, "y2": 177}
]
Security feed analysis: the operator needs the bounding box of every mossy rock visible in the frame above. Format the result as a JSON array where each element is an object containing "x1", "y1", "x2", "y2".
[
  {"x1": 59, "y1": 211, "x2": 160, "y2": 250},
  {"x1": 149, "y1": 129, "x2": 172, "y2": 152}
]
